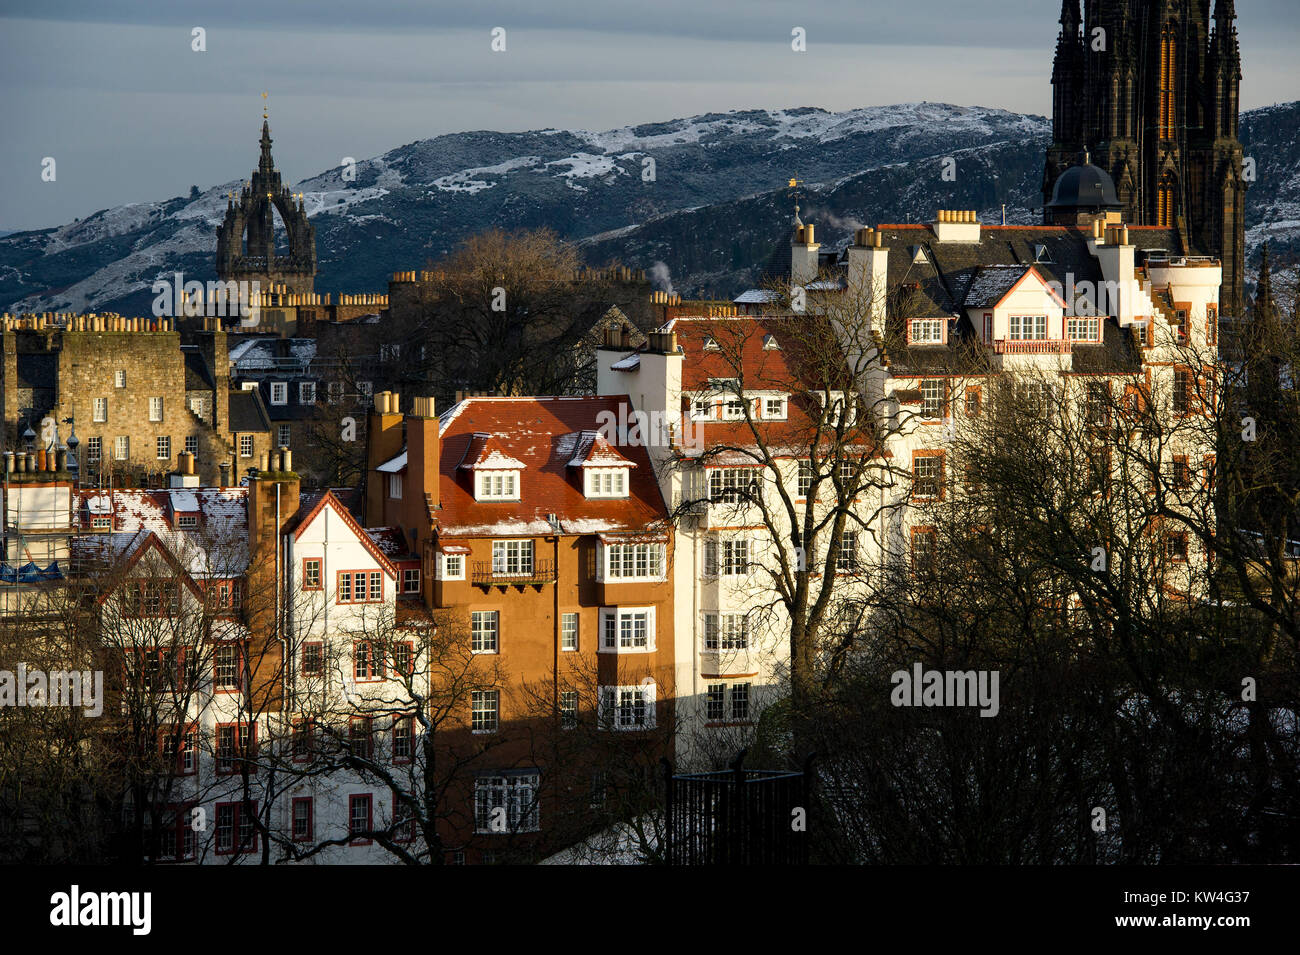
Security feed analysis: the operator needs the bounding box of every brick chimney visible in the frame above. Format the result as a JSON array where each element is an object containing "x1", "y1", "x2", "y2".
[
  {"x1": 197, "y1": 327, "x2": 229, "y2": 431},
  {"x1": 405, "y1": 396, "x2": 440, "y2": 549},
  {"x1": 365, "y1": 391, "x2": 404, "y2": 525},
  {"x1": 244, "y1": 446, "x2": 299, "y2": 712}
]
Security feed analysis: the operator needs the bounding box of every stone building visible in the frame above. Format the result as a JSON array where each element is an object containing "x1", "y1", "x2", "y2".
[
  {"x1": 1044, "y1": 0, "x2": 1245, "y2": 316},
  {"x1": 0, "y1": 313, "x2": 270, "y2": 487}
]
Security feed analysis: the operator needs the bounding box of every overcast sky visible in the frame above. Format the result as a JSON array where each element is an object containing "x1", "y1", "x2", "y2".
[{"x1": 1, "y1": 0, "x2": 1296, "y2": 232}]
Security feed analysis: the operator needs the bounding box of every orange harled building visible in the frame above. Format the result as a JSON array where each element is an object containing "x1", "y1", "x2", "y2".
[{"x1": 365, "y1": 392, "x2": 674, "y2": 860}]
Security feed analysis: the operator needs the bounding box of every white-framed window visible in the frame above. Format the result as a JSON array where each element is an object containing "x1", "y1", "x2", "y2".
[
  {"x1": 913, "y1": 455, "x2": 942, "y2": 499},
  {"x1": 471, "y1": 690, "x2": 499, "y2": 733},
  {"x1": 474, "y1": 773, "x2": 539, "y2": 833},
  {"x1": 920, "y1": 379, "x2": 945, "y2": 419},
  {"x1": 189, "y1": 395, "x2": 211, "y2": 418},
  {"x1": 818, "y1": 391, "x2": 858, "y2": 426},
  {"x1": 270, "y1": 382, "x2": 288, "y2": 405},
  {"x1": 184, "y1": 435, "x2": 198, "y2": 455},
  {"x1": 1067, "y1": 316, "x2": 1100, "y2": 341},
  {"x1": 798, "y1": 459, "x2": 814, "y2": 497},
  {"x1": 92, "y1": 398, "x2": 108, "y2": 423},
  {"x1": 706, "y1": 682, "x2": 752, "y2": 722},
  {"x1": 704, "y1": 537, "x2": 750, "y2": 576},
  {"x1": 439, "y1": 553, "x2": 465, "y2": 580},
  {"x1": 402, "y1": 568, "x2": 420, "y2": 593},
  {"x1": 690, "y1": 398, "x2": 715, "y2": 421},
  {"x1": 239, "y1": 434, "x2": 253, "y2": 458},
  {"x1": 836, "y1": 530, "x2": 858, "y2": 571},
  {"x1": 278, "y1": 424, "x2": 291, "y2": 448},
  {"x1": 599, "y1": 684, "x2": 656, "y2": 731},
  {"x1": 389, "y1": 473, "x2": 403, "y2": 499},
  {"x1": 604, "y1": 541, "x2": 666, "y2": 581},
  {"x1": 86, "y1": 437, "x2": 102, "y2": 463},
  {"x1": 177, "y1": 514, "x2": 198, "y2": 530},
  {"x1": 721, "y1": 396, "x2": 747, "y2": 420},
  {"x1": 491, "y1": 539, "x2": 533, "y2": 576},
  {"x1": 90, "y1": 515, "x2": 111, "y2": 531},
  {"x1": 149, "y1": 397, "x2": 164, "y2": 422},
  {"x1": 703, "y1": 612, "x2": 749, "y2": 650},
  {"x1": 299, "y1": 381, "x2": 316, "y2": 404},
  {"x1": 114, "y1": 436, "x2": 129, "y2": 461},
  {"x1": 762, "y1": 333, "x2": 780, "y2": 350},
  {"x1": 599, "y1": 607, "x2": 655, "y2": 653},
  {"x1": 114, "y1": 370, "x2": 126, "y2": 389},
  {"x1": 471, "y1": 610, "x2": 499, "y2": 654},
  {"x1": 1009, "y1": 315, "x2": 1047, "y2": 340},
  {"x1": 476, "y1": 471, "x2": 519, "y2": 500},
  {"x1": 560, "y1": 689, "x2": 578, "y2": 727},
  {"x1": 708, "y1": 467, "x2": 760, "y2": 502},
  {"x1": 357, "y1": 381, "x2": 373, "y2": 399},
  {"x1": 585, "y1": 467, "x2": 629, "y2": 498},
  {"x1": 703, "y1": 337, "x2": 720, "y2": 351},
  {"x1": 763, "y1": 396, "x2": 787, "y2": 419},
  {"x1": 156, "y1": 435, "x2": 171, "y2": 460},
  {"x1": 327, "y1": 381, "x2": 343, "y2": 404},
  {"x1": 561, "y1": 612, "x2": 579, "y2": 651},
  {"x1": 909, "y1": 319, "x2": 944, "y2": 344},
  {"x1": 240, "y1": 382, "x2": 258, "y2": 392}
]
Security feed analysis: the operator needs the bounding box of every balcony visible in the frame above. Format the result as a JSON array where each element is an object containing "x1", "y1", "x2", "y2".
[
  {"x1": 472, "y1": 560, "x2": 557, "y2": 587},
  {"x1": 993, "y1": 339, "x2": 1072, "y2": 355}
]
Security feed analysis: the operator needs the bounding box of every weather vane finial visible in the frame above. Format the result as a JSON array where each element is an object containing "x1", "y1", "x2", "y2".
[
  {"x1": 262, "y1": 90, "x2": 269, "y2": 120},
  {"x1": 789, "y1": 176, "x2": 804, "y2": 227}
]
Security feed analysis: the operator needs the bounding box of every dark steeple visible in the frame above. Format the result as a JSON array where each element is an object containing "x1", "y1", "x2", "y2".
[
  {"x1": 1043, "y1": 0, "x2": 1246, "y2": 318},
  {"x1": 215, "y1": 109, "x2": 317, "y2": 299}
]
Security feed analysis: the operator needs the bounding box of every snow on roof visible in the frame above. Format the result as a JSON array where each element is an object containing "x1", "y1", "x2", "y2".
[
  {"x1": 567, "y1": 431, "x2": 636, "y2": 468},
  {"x1": 962, "y1": 265, "x2": 1030, "y2": 308},
  {"x1": 733, "y1": 289, "x2": 780, "y2": 304},
  {"x1": 365, "y1": 526, "x2": 412, "y2": 559},
  {"x1": 169, "y1": 489, "x2": 200, "y2": 512},
  {"x1": 376, "y1": 450, "x2": 408, "y2": 473},
  {"x1": 458, "y1": 433, "x2": 526, "y2": 470},
  {"x1": 74, "y1": 488, "x2": 249, "y2": 577},
  {"x1": 609, "y1": 353, "x2": 640, "y2": 371},
  {"x1": 436, "y1": 397, "x2": 669, "y2": 537}
]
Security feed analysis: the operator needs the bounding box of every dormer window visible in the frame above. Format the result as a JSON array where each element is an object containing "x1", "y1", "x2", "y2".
[
  {"x1": 762, "y1": 334, "x2": 780, "y2": 350},
  {"x1": 908, "y1": 319, "x2": 945, "y2": 344},
  {"x1": 477, "y1": 472, "x2": 519, "y2": 500},
  {"x1": 763, "y1": 396, "x2": 787, "y2": 419},
  {"x1": 176, "y1": 514, "x2": 199, "y2": 530},
  {"x1": 703, "y1": 337, "x2": 720, "y2": 351},
  {"x1": 586, "y1": 467, "x2": 630, "y2": 498},
  {"x1": 690, "y1": 398, "x2": 715, "y2": 421}
]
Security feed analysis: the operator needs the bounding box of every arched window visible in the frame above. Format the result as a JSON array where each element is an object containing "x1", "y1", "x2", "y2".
[
  {"x1": 1159, "y1": 26, "x2": 1176, "y2": 140},
  {"x1": 1156, "y1": 179, "x2": 1175, "y2": 227}
]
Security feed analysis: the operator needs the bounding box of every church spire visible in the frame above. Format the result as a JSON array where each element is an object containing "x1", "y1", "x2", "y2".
[{"x1": 259, "y1": 119, "x2": 275, "y2": 175}]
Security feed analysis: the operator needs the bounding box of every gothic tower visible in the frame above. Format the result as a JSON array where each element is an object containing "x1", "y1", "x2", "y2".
[
  {"x1": 215, "y1": 117, "x2": 317, "y2": 296},
  {"x1": 1044, "y1": 0, "x2": 1245, "y2": 317}
]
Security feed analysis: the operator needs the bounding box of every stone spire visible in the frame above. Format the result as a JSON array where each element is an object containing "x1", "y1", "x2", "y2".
[{"x1": 259, "y1": 119, "x2": 275, "y2": 175}]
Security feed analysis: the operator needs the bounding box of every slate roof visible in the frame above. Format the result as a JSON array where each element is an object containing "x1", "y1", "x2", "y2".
[
  {"x1": 182, "y1": 347, "x2": 215, "y2": 391},
  {"x1": 228, "y1": 389, "x2": 271, "y2": 433}
]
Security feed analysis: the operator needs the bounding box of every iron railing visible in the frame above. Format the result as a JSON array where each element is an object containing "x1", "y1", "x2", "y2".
[
  {"x1": 471, "y1": 559, "x2": 557, "y2": 586},
  {"x1": 663, "y1": 752, "x2": 813, "y2": 864}
]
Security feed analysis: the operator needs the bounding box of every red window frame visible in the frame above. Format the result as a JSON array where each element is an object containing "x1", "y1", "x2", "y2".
[
  {"x1": 964, "y1": 386, "x2": 982, "y2": 418},
  {"x1": 158, "y1": 722, "x2": 199, "y2": 776},
  {"x1": 911, "y1": 450, "x2": 945, "y2": 500},
  {"x1": 353, "y1": 641, "x2": 385, "y2": 682},
  {"x1": 348, "y1": 794, "x2": 373, "y2": 845},
  {"x1": 214, "y1": 800, "x2": 259, "y2": 855},
  {"x1": 1207, "y1": 305, "x2": 1218, "y2": 346},
  {"x1": 982, "y1": 313, "x2": 992, "y2": 342},
  {"x1": 337, "y1": 569, "x2": 384, "y2": 604},
  {"x1": 392, "y1": 641, "x2": 415, "y2": 678},
  {"x1": 349, "y1": 716, "x2": 373, "y2": 761},
  {"x1": 156, "y1": 802, "x2": 197, "y2": 863},
  {"x1": 402, "y1": 567, "x2": 421, "y2": 593},
  {"x1": 302, "y1": 558, "x2": 322, "y2": 591},
  {"x1": 291, "y1": 718, "x2": 313, "y2": 763},
  {"x1": 215, "y1": 721, "x2": 257, "y2": 775},
  {"x1": 393, "y1": 792, "x2": 415, "y2": 843},
  {"x1": 212, "y1": 642, "x2": 249, "y2": 695},
  {"x1": 300, "y1": 641, "x2": 324, "y2": 676},
  {"x1": 910, "y1": 526, "x2": 938, "y2": 576},
  {"x1": 392, "y1": 715, "x2": 415, "y2": 764},
  {"x1": 1164, "y1": 532, "x2": 1189, "y2": 564},
  {"x1": 291, "y1": 797, "x2": 314, "y2": 842},
  {"x1": 121, "y1": 579, "x2": 180, "y2": 618}
]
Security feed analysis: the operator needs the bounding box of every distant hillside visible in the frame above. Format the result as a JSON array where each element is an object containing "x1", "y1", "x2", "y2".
[{"x1": 1, "y1": 101, "x2": 1294, "y2": 313}]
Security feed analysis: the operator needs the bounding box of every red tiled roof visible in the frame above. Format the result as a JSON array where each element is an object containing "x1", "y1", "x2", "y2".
[
  {"x1": 437, "y1": 397, "x2": 668, "y2": 538},
  {"x1": 668, "y1": 315, "x2": 878, "y2": 456}
]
